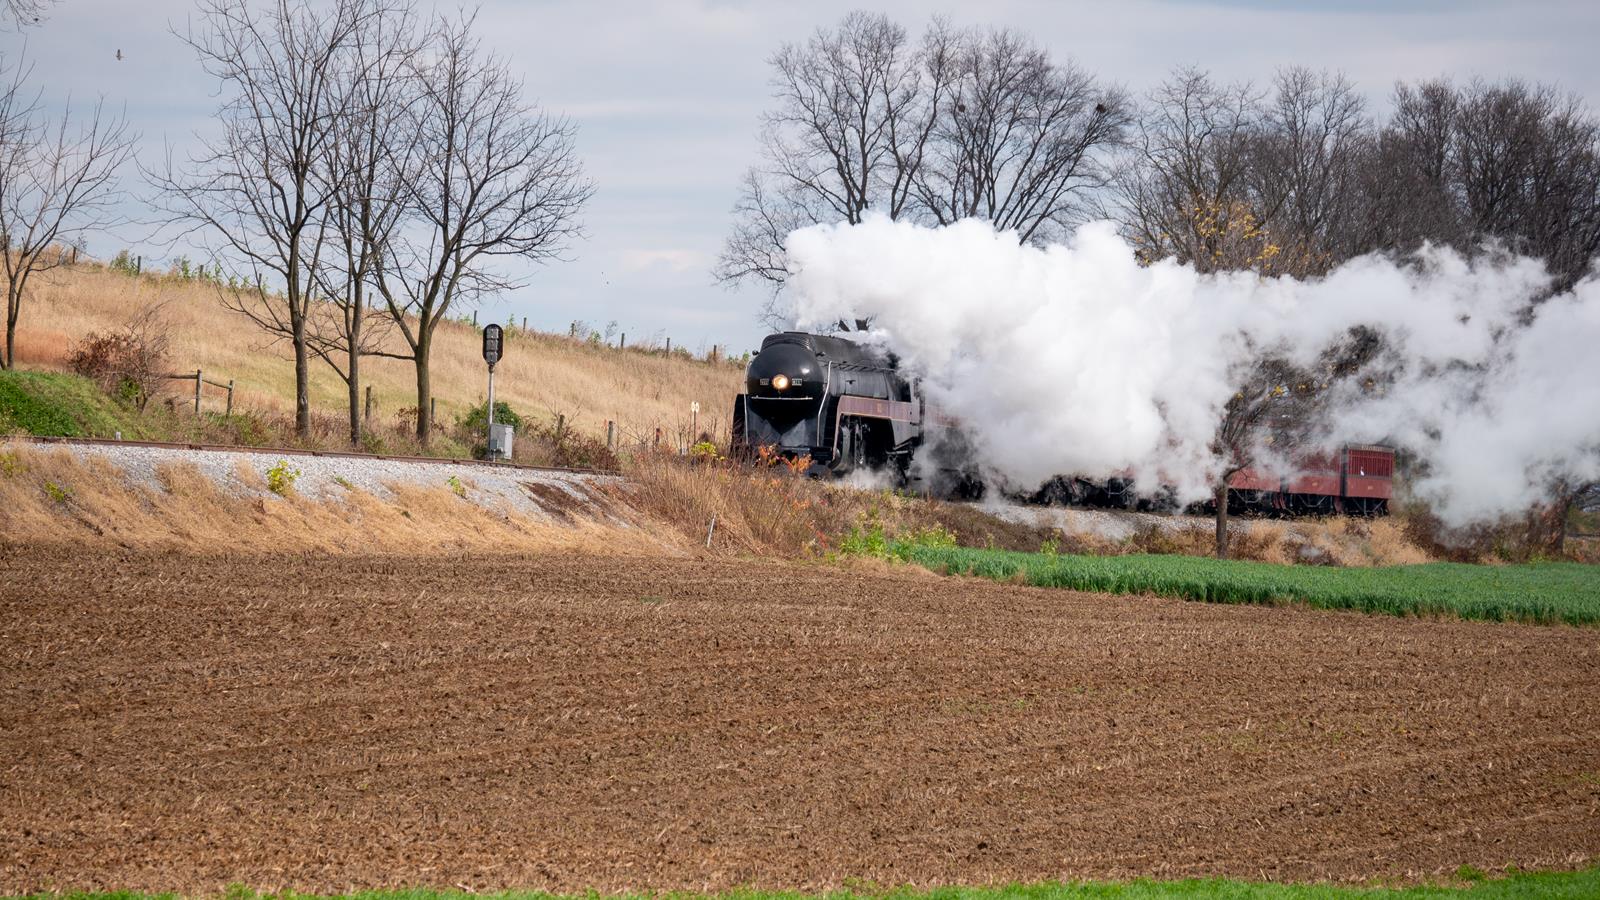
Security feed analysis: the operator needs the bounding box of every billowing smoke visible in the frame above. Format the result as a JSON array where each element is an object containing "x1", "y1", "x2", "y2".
[{"x1": 785, "y1": 216, "x2": 1600, "y2": 525}]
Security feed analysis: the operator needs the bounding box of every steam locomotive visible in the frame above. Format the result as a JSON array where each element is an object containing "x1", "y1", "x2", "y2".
[
  {"x1": 731, "y1": 330, "x2": 1394, "y2": 515},
  {"x1": 732, "y1": 330, "x2": 924, "y2": 478}
]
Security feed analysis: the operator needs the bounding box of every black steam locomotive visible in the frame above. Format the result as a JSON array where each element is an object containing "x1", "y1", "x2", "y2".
[{"x1": 731, "y1": 331, "x2": 923, "y2": 478}]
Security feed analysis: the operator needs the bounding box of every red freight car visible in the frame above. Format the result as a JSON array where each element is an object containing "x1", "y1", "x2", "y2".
[{"x1": 1225, "y1": 444, "x2": 1395, "y2": 516}]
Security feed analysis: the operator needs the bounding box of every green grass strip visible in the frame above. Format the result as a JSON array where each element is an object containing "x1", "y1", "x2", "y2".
[
  {"x1": 897, "y1": 544, "x2": 1600, "y2": 626},
  {"x1": 10, "y1": 867, "x2": 1600, "y2": 900}
]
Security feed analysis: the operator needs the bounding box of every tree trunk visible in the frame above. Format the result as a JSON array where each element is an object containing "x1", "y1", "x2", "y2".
[
  {"x1": 293, "y1": 316, "x2": 311, "y2": 439},
  {"x1": 3, "y1": 285, "x2": 16, "y2": 370},
  {"x1": 1214, "y1": 481, "x2": 1231, "y2": 559},
  {"x1": 414, "y1": 335, "x2": 431, "y2": 446},
  {"x1": 347, "y1": 348, "x2": 361, "y2": 447}
]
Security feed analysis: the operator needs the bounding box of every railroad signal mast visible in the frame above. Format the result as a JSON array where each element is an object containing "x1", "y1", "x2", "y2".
[{"x1": 482, "y1": 324, "x2": 510, "y2": 461}]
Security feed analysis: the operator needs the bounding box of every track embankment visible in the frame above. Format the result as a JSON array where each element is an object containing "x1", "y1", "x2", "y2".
[
  {"x1": 0, "y1": 439, "x2": 653, "y2": 554},
  {"x1": 2, "y1": 548, "x2": 1597, "y2": 893}
]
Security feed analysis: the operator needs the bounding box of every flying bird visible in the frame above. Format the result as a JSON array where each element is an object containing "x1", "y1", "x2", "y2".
[{"x1": 115, "y1": 49, "x2": 123, "y2": 61}]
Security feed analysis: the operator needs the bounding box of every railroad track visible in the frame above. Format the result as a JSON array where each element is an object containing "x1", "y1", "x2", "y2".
[{"x1": 10, "y1": 434, "x2": 621, "y2": 477}]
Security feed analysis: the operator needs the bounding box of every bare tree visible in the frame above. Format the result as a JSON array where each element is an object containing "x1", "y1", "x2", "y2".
[
  {"x1": 716, "y1": 12, "x2": 947, "y2": 324},
  {"x1": 1250, "y1": 67, "x2": 1372, "y2": 275},
  {"x1": 1374, "y1": 77, "x2": 1600, "y2": 291},
  {"x1": 721, "y1": 14, "x2": 1127, "y2": 324},
  {"x1": 915, "y1": 27, "x2": 1129, "y2": 245},
  {"x1": 307, "y1": 0, "x2": 417, "y2": 445},
  {"x1": 0, "y1": 55, "x2": 136, "y2": 370},
  {"x1": 1113, "y1": 66, "x2": 1263, "y2": 268},
  {"x1": 370, "y1": 12, "x2": 591, "y2": 445},
  {"x1": 1, "y1": 0, "x2": 54, "y2": 28},
  {"x1": 153, "y1": 0, "x2": 371, "y2": 438}
]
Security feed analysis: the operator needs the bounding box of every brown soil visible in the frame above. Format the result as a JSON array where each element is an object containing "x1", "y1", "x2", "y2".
[{"x1": 2, "y1": 548, "x2": 1598, "y2": 894}]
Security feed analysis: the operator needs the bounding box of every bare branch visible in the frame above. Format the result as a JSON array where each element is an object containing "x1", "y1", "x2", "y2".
[{"x1": 0, "y1": 52, "x2": 137, "y2": 369}]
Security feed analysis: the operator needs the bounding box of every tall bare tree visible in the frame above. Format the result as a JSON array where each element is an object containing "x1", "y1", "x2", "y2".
[
  {"x1": 1374, "y1": 77, "x2": 1600, "y2": 291},
  {"x1": 721, "y1": 13, "x2": 1126, "y2": 324},
  {"x1": 1113, "y1": 66, "x2": 1263, "y2": 268},
  {"x1": 0, "y1": 55, "x2": 136, "y2": 370},
  {"x1": 1250, "y1": 67, "x2": 1372, "y2": 275},
  {"x1": 154, "y1": 0, "x2": 371, "y2": 438},
  {"x1": 915, "y1": 27, "x2": 1129, "y2": 245},
  {"x1": 370, "y1": 12, "x2": 590, "y2": 444},
  {"x1": 716, "y1": 12, "x2": 945, "y2": 324},
  {"x1": 307, "y1": 0, "x2": 417, "y2": 445}
]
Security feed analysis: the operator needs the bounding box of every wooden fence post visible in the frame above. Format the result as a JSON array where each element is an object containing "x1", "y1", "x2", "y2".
[
  {"x1": 606, "y1": 420, "x2": 616, "y2": 451},
  {"x1": 653, "y1": 426, "x2": 661, "y2": 450},
  {"x1": 472, "y1": 310, "x2": 477, "y2": 325},
  {"x1": 430, "y1": 397, "x2": 436, "y2": 422},
  {"x1": 194, "y1": 369, "x2": 203, "y2": 414},
  {"x1": 665, "y1": 337, "x2": 671, "y2": 355},
  {"x1": 225, "y1": 379, "x2": 234, "y2": 416},
  {"x1": 364, "y1": 385, "x2": 373, "y2": 424},
  {"x1": 556, "y1": 413, "x2": 565, "y2": 438},
  {"x1": 135, "y1": 255, "x2": 141, "y2": 275},
  {"x1": 522, "y1": 316, "x2": 527, "y2": 330},
  {"x1": 620, "y1": 332, "x2": 626, "y2": 350}
]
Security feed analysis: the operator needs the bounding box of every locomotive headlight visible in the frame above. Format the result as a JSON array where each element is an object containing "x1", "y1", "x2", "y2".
[{"x1": 771, "y1": 373, "x2": 791, "y2": 391}]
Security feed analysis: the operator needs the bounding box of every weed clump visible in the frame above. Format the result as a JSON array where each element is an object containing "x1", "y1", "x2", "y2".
[{"x1": 266, "y1": 459, "x2": 300, "y2": 496}]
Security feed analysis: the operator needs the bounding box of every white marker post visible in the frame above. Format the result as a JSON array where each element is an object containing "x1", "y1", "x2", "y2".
[{"x1": 691, "y1": 400, "x2": 700, "y2": 439}]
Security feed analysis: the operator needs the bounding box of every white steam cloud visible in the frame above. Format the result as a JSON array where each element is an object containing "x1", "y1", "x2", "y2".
[{"x1": 785, "y1": 216, "x2": 1600, "y2": 525}]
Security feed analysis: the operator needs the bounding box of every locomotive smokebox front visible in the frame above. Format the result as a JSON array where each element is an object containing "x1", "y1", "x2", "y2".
[{"x1": 746, "y1": 340, "x2": 824, "y2": 416}]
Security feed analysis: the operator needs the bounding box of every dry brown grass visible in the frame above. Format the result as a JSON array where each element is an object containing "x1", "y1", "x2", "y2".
[
  {"x1": 625, "y1": 453, "x2": 1062, "y2": 557},
  {"x1": 21, "y1": 263, "x2": 743, "y2": 446},
  {"x1": 0, "y1": 442, "x2": 672, "y2": 556}
]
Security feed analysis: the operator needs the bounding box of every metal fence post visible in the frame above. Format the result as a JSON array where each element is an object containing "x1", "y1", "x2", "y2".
[{"x1": 194, "y1": 369, "x2": 202, "y2": 414}]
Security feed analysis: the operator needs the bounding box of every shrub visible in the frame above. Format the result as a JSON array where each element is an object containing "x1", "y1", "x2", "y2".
[
  {"x1": 43, "y1": 480, "x2": 71, "y2": 504},
  {"x1": 67, "y1": 304, "x2": 172, "y2": 412},
  {"x1": 266, "y1": 459, "x2": 300, "y2": 496},
  {"x1": 109, "y1": 249, "x2": 140, "y2": 276},
  {"x1": 455, "y1": 399, "x2": 524, "y2": 437}
]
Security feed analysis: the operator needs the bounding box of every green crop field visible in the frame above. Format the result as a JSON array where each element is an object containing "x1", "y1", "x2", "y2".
[
  {"x1": 897, "y1": 544, "x2": 1600, "y2": 626},
  {"x1": 11, "y1": 867, "x2": 1600, "y2": 900}
]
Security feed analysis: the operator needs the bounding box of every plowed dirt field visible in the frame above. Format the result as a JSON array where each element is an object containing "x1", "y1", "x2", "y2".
[{"x1": 2, "y1": 548, "x2": 1598, "y2": 894}]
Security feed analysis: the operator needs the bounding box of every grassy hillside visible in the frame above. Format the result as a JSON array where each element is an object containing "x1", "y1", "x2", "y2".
[{"x1": 15, "y1": 262, "x2": 744, "y2": 449}]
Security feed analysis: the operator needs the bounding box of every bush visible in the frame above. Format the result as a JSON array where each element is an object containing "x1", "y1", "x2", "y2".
[
  {"x1": 266, "y1": 459, "x2": 300, "y2": 496},
  {"x1": 67, "y1": 304, "x2": 172, "y2": 412},
  {"x1": 455, "y1": 399, "x2": 523, "y2": 439}
]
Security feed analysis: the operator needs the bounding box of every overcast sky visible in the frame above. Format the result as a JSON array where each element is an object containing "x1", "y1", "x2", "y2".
[{"x1": 8, "y1": 0, "x2": 1600, "y2": 354}]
